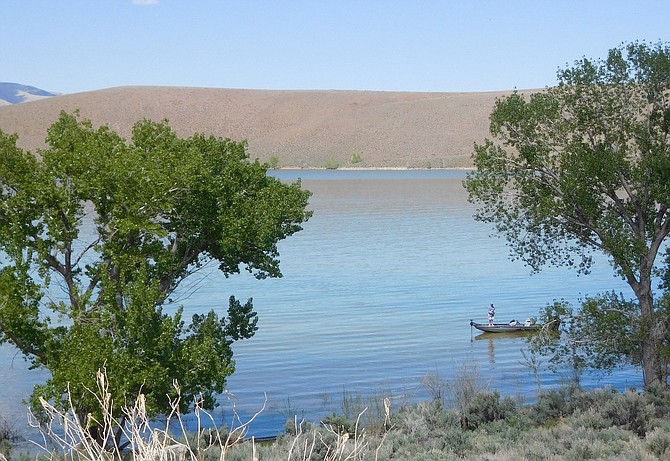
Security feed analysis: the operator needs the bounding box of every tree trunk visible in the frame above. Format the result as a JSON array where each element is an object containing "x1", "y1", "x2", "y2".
[
  {"x1": 636, "y1": 279, "x2": 669, "y2": 389},
  {"x1": 641, "y1": 322, "x2": 670, "y2": 389}
]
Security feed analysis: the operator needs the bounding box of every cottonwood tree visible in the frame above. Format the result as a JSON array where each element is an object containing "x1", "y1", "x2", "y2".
[
  {"x1": 464, "y1": 41, "x2": 670, "y2": 389},
  {"x1": 0, "y1": 111, "x2": 312, "y2": 441}
]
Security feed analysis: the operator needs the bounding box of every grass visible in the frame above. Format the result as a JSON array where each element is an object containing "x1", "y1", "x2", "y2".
[{"x1": 5, "y1": 368, "x2": 670, "y2": 461}]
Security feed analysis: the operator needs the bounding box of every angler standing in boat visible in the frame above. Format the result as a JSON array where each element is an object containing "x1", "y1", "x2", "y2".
[{"x1": 488, "y1": 303, "x2": 495, "y2": 326}]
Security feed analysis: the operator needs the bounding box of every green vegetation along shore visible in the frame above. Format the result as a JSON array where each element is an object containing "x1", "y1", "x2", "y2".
[{"x1": 2, "y1": 380, "x2": 670, "y2": 461}]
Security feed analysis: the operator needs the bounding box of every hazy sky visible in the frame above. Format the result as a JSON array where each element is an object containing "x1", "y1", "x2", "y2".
[{"x1": 3, "y1": 1, "x2": 669, "y2": 94}]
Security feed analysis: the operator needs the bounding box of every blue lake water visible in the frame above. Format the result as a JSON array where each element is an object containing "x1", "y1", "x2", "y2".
[{"x1": 0, "y1": 169, "x2": 642, "y2": 441}]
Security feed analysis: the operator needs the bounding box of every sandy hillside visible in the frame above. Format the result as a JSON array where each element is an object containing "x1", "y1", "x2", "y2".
[{"x1": 0, "y1": 86, "x2": 531, "y2": 168}]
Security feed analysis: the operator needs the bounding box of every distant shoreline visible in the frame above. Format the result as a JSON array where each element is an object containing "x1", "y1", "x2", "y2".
[{"x1": 272, "y1": 166, "x2": 476, "y2": 171}]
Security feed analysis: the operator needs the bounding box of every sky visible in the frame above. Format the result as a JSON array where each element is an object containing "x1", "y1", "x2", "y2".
[{"x1": 3, "y1": 1, "x2": 669, "y2": 95}]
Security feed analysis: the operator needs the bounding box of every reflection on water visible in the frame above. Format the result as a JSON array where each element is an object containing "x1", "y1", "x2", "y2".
[
  {"x1": 472, "y1": 331, "x2": 536, "y2": 365},
  {"x1": 488, "y1": 338, "x2": 495, "y2": 364},
  {"x1": 0, "y1": 169, "x2": 643, "y2": 441}
]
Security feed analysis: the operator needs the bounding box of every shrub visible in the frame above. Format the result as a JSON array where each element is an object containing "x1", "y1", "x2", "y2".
[
  {"x1": 268, "y1": 155, "x2": 280, "y2": 169},
  {"x1": 393, "y1": 400, "x2": 458, "y2": 436},
  {"x1": 477, "y1": 413, "x2": 533, "y2": 440},
  {"x1": 321, "y1": 413, "x2": 356, "y2": 435},
  {"x1": 350, "y1": 153, "x2": 363, "y2": 164},
  {"x1": 564, "y1": 438, "x2": 605, "y2": 461},
  {"x1": 591, "y1": 426, "x2": 636, "y2": 452},
  {"x1": 530, "y1": 384, "x2": 580, "y2": 425},
  {"x1": 518, "y1": 429, "x2": 562, "y2": 461},
  {"x1": 386, "y1": 427, "x2": 472, "y2": 460},
  {"x1": 644, "y1": 385, "x2": 670, "y2": 419},
  {"x1": 569, "y1": 407, "x2": 613, "y2": 431},
  {"x1": 570, "y1": 386, "x2": 619, "y2": 413},
  {"x1": 388, "y1": 401, "x2": 470, "y2": 458},
  {"x1": 442, "y1": 427, "x2": 473, "y2": 458},
  {"x1": 603, "y1": 391, "x2": 654, "y2": 436},
  {"x1": 284, "y1": 417, "x2": 311, "y2": 436},
  {"x1": 646, "y1": 426, "x2": 670, "y2": 458},
  {"x1": 460, "y1": 391, "x2": 517, "y2": 430}
]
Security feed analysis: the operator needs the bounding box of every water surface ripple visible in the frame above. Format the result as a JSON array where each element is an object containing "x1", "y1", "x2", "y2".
[{"x1": 0, "y1": 169, "x2": 641, "y2": 440}]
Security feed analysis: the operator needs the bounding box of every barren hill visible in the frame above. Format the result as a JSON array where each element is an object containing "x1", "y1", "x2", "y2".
[{"x1": 0, "y1": 86, "x2": 525, "y2": 168}]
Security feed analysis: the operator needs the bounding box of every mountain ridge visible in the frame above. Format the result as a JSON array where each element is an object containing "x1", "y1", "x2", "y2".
[
  {"x1": 0, "y1": 82, "x2": 57, "y2": 105},
  {"x1": 0, "y1": 85, "x2": 530, "y2": 168}
]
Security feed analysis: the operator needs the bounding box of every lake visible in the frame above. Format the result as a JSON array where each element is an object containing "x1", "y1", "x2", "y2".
[{"x1": 0, "y1": 169, "x2": 642, "y2": 442}]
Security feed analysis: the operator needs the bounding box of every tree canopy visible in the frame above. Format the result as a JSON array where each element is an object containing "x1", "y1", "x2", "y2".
[
  {"x1": 464, "y1": 41, "x2": 670, "y2": 389},
  {"x1": 0, "y1": 111, "x2": 312, "y2": 433}
]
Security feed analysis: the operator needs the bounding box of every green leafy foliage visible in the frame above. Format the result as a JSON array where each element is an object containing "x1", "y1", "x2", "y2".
[
  {"x1": 0, "y1": 111, "x2": 311, "y2": 430},
  {"x1": 465, "y1": 41, "x2": 670, "y2": 388}
]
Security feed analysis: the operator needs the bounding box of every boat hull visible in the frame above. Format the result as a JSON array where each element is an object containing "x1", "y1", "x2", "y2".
[{"x1": 470, "y1": 321, "x2": 541, "y2": 333}]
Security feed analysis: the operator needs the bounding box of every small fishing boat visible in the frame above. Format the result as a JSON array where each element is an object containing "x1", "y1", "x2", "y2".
[{"x1": 469, "y1": 319, "x2": 542, "y2": 333}]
